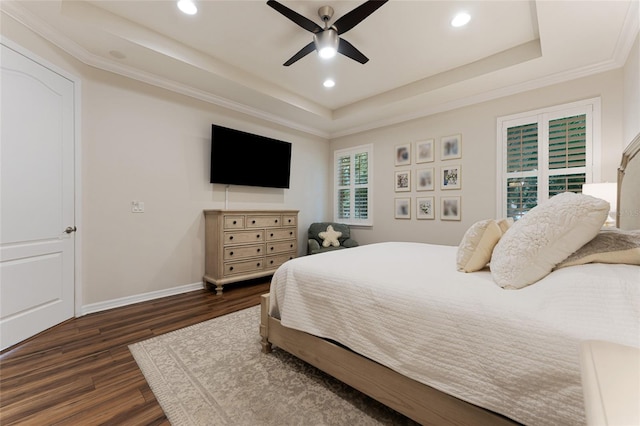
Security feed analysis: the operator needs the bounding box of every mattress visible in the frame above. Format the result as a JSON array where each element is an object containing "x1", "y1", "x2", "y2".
[{"x1": 269, "y1": 242, "x2": 640, "y2": 425}]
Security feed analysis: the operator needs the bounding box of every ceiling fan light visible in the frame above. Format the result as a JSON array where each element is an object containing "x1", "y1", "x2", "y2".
[
  {"x1": 319, "y1": 47, "x2": 337, "y2": 59},
  {"x1": 314, "y1": 30, "x2": 339, "y2": 60},
  {"x1": 177, "y1": 0, "x2": 197, "y2": 15},
  {"x1": 323, "y1": 79, "x2": 336, "y2": 88}
]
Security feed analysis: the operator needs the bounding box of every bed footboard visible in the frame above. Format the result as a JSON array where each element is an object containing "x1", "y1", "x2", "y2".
[{"x1": 258, "y1": 292, "x2": 517, "y2": 425}]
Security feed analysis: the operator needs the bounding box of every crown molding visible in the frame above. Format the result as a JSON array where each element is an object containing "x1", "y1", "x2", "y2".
[
  {"x1": 0, "y1": 2, "x2": 330, "y2": 139},
  {"x1": 3, "y1": 0, "x2": 636, "y2": 141}
]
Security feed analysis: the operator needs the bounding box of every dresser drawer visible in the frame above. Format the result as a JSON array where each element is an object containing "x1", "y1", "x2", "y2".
[
  {"x1": 246, "y1": 215, "x2": 282, "y2": 228},
  {"x1": 224, "y1": 259, "x2": 265, "y2": 276},
  {"x1": 282, "y1": 215, "x2": 297, "y2": 227},
  {"x1": 224, "y1": 230, "x2": 264, "y2": 245},
  {"x1": 266, "y1": 253, "x2": 295, "y2": 269},
  {"x1": 266, "y1": 227, "x2": 296, "y2": 241},
  {"x1": 267, "y1": 240, "x2": 297, "y2": 255},
  {"x1": 223, "y1": 215, "x2": 245, "y2": 229},
  {"x1": 224, "y1": 244, "x2": 265, "y2": 260}
]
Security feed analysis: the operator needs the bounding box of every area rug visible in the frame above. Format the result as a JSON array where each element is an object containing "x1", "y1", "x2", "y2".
[{"x1": 129, "y1": 306, "x2": 417, "y2": 425}]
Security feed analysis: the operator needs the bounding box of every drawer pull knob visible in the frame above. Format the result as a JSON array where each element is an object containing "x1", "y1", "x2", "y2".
[
  {"x1": 233, "y1": 220, "x2": 237, "y2": 225},
  {"x1": 288, "y1": 219, "x2": 291, "y2": 223},
  {"x1": 270, "y1": 233, "x2": 274, "y2": 237},
  {"x1": 290, "y1": 244, "x2": 293, "y2": 248},
  {"x1": 229, "y1": 266, "x2": 234, "y2": 271},
  {"x1": 270, "y1": 260, "x2": 274, "y2": 264},
  {"x1": 289, "y1": 232, "x2": 293, "y2": 236},
  {"x1": 257, "y1": 248, "x2": 261, "y2": 253},
  {"x1": 256, "y1": 234, "x2": 260, "y2": 238},
  {"x1": 270, "y1": 247, "x2": 274, "y2": 251},
  {"x1": 257, "y1": 262, "x2": 261, "y2": 267},
  {"x1": 229, "y1": 236, "x2": 234, "y2": 240},
  {"x1": 230, "y1": 251, "x2": 234, "y2": 256},
  {"x1": 252, "y1": 220, "x2": 256, "y2": 224}
]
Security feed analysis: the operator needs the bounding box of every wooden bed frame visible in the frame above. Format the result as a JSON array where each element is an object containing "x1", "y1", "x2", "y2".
[
  {"x1": 259, "y1": 294, "x2": 517, "y2": 425},
  {"x1": 259, "y1": 132, "x2": 640, "y2": 425}
]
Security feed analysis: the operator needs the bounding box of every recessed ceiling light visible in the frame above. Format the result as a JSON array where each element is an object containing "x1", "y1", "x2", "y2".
[
  {"x1": 451, "y1": 12, "x2": 471, "y2": 27},
  {"x1": 177, "y1": 0, "x2": 197, "y2": 15},
  {"x1": 323, "y1": 79, "x2": 335, "y2": 88}
]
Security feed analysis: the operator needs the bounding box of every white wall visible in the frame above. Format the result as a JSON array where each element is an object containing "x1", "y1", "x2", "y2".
[
  {"x1": 332, "y1": 70, "x2": 626, "y2": 247},
  {"x1": 2, "y1": 13, "x2": 331, "y2": 307},
  {"x1": 81, "y1": 69, "x2": 329, "y2": 304},
  {"x1": 624, "y1": 34, "x2": 640, "y2": 144}
]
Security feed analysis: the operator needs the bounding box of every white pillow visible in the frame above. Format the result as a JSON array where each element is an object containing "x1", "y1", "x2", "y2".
[
  {"x1": 457, "y1": 218, "x2": 513, "y2": 272},
  {"x1": 490, "y1": 192, "x2": 609, "y2": 289}
]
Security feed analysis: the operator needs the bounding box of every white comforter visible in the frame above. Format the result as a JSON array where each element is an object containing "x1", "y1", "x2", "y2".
[{"x1": 269, "y1": 242, "x2": 640, "y2": 425}]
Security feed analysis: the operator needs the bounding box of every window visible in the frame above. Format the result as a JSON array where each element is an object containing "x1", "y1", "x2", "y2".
[
  {"x1": 334, "y1": 144, "x2": 373, "y2": 226},
  {"x1": 497, "y1": 98, "x2": 600, "y2": 219}
]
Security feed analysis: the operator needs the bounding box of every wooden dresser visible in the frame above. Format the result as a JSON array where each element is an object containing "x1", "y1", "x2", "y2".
[{"x1": 203, "y1": 209, "x2": 299, "y2": 294}]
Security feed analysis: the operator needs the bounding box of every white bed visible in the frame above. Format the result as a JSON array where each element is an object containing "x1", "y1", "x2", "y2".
[{"x1": 260, "y1": 134, "x2": 640, "y2": 425}]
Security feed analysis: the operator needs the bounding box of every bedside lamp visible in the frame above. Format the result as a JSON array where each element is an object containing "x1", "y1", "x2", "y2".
[{"x1": 582, "y1": 182, "x2": 617, "y2": 227}]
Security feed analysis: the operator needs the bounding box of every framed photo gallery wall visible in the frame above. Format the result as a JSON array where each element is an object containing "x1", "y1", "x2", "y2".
[{"x1": 393, "y1": 134, "x2": 462, "y2": 220}]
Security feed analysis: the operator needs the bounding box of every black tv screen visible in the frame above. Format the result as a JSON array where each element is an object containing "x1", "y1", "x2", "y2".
[{"x1": 210, "y1": 124, "x2": 292, "y2": 189}]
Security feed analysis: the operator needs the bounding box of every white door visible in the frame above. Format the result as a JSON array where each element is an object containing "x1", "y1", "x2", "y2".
[{"x1": 1, "y1": 43, "x2": 76, "y2": 351}]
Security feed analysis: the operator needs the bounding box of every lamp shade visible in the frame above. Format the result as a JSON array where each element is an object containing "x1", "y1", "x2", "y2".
[
  {"x1": 582, "y1": 183, "x2": 617, "y2": 208},
  {"x1": 582, "y1": 182, "x2": 617, "y2": 225}
]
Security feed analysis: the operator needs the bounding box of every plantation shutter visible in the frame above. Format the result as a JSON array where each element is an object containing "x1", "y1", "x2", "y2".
[
  {"x1": 547, "y1": 114, "x2": 587, "y2": 197},
  {"x1": 336, "y1": 154, "x2": 351, "y2": 220},
  {"x1": 353, "y1": 152, "x2": 369, "y2": 219},
  {"x1": 334, "y1": 145, "x2": 373, "y2": 226},
  {"x1": 505, "y1": 123, "x2": 538, "y2": 220},
  {"x1": 497, "y1": 99, "x2": 596, "y2": 219}
]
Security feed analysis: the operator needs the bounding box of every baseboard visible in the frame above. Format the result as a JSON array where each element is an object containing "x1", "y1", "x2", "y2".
[{"x1": 79, "y1": 281, "x2": 205, "y2": 316}]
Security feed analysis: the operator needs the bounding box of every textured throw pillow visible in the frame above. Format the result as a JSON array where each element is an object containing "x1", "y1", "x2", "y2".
[
  {"x1": 555, "y1": 228, "x2": 640, "y2": 269},
  {"x1": 497, "y1": 217, "x2": 514, "y2": 233},
  {"x1": 318, "y1": 225, "x2": 342, "y2": 248},
  {"x1": 490, "y1": 192, "x2": 609, "y2": 289},
  {"x1": 457, "y1": 218, "x2": 513, "y2": 272}
]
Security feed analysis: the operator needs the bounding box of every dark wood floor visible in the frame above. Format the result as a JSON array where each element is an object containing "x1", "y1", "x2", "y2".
[{"x1": 0, "y1": 279, "x2": 271, "y2": 425}]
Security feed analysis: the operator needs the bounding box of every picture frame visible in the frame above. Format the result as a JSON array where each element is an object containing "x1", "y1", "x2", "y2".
[
  {"x1": 416, "y1": 167, "x2": 434, "y2": 191},
  {"x1": 394, "y1": 170, "x2": 411, "y2": 192},
  {"x1": 441, "y1": 134, "x2": 462, "y2": 160},
  {"x1": 441, "y1": 196, "x2": 461, "y2": 221},
  {"x1": 395, "y1": 198, "x2": 411, "y2": 219},
  {"x1": 440, "y1": 164, "x2": 461, "y2": 190},
  {"x1": 395, "y1": 143, "x2": 411, "y2": 166},
  {"x1": 415, "y1": 139, "x2": 434, "y2": 163},
  {"x1": 416, "y1": 196, "x2": 435, "y2": 220}
]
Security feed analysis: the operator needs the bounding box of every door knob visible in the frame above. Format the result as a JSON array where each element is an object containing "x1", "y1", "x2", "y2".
[{"x1": 64, "y1": 226, "x2": 77, "y2": 234}]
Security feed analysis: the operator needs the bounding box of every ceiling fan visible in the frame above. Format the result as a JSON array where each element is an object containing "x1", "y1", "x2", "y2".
[{"x1": 266, "y1": 0, "x2": 389, "y2": 66}]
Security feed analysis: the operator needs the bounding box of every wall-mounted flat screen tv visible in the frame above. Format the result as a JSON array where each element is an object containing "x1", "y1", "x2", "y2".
[{"x1": 210, "y1": 124, "x2": 292, "y2": 189}]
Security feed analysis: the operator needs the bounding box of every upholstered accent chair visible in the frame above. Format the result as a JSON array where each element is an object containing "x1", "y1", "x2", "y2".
[{"x1": 307, "y1": 222, "x2": 359, "y2": 255}]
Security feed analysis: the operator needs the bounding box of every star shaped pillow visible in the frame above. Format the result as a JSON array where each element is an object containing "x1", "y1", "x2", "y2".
[{"x1": 319, "y1": 225, "x2": 342, "y2": 248}]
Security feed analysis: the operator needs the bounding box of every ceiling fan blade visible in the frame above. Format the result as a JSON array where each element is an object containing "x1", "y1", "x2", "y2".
[
  {"x1": 267, "y1": 0, "x2": 323, "y2": 34},
  {"x1": 337, "y1": 38, "x2": 369, "y2": 64},
  {"x1": 283, "y1": 41, "x2": 316, "y2": 66},
  {"x1": 333, "y1": 0, "x2": 388, "y2": 35}
]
